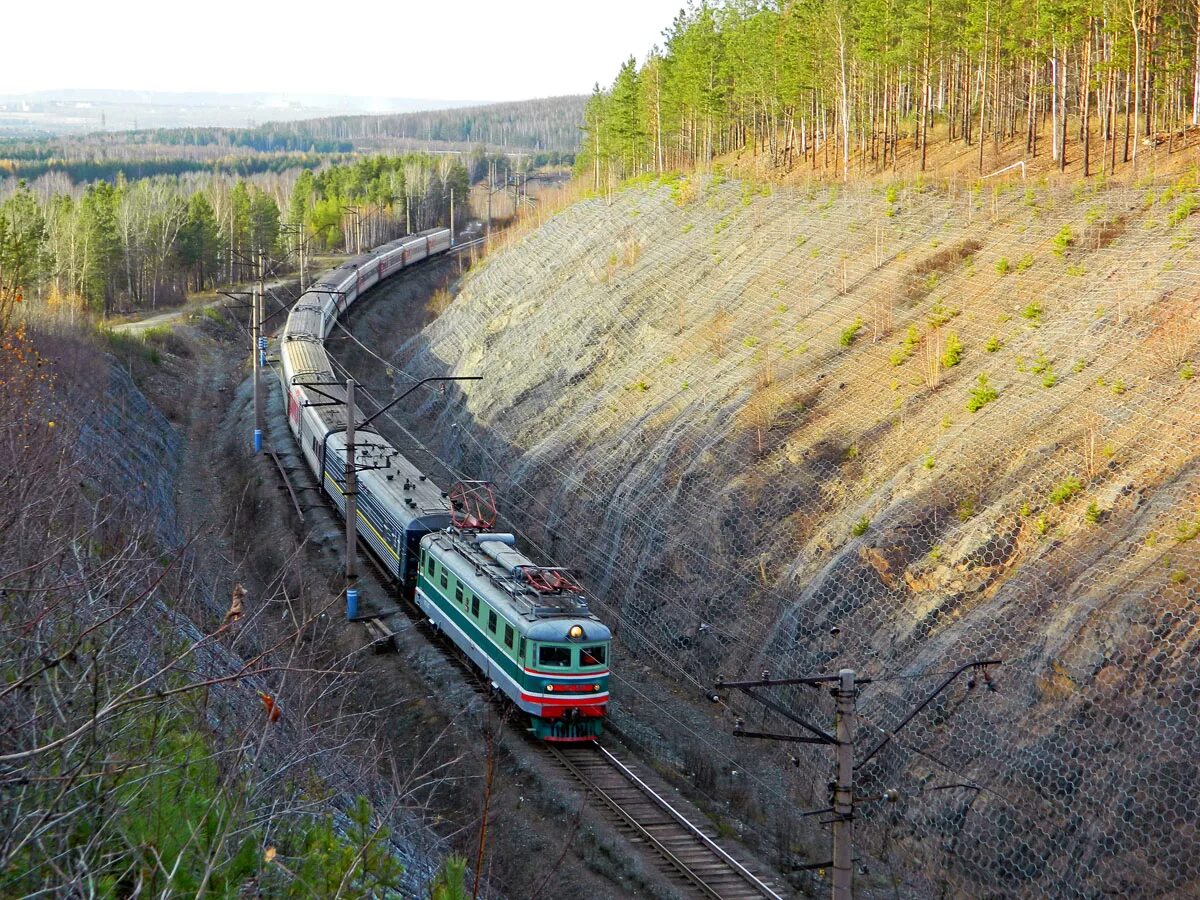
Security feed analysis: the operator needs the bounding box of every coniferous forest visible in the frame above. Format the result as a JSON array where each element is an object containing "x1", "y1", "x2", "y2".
[{"x1": 578, "y1": 0, "x2": 1200, "y2": 183}]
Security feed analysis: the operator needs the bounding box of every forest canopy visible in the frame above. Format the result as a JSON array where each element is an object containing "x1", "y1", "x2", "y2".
[
  {"x1": 578, "y1": 0, "x2": 1199, "y2": 184},
  {"x1": 0, "y1": 154, "x2": 468, "y2": 316}
]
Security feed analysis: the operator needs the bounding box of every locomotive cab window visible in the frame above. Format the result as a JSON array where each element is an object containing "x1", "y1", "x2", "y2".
[
  {"x1": 426, "y1": 556, "x2": 434, "y2": 576},
  {"x1": 454, "y1": 585, "x2": 463, "y2": 603},
  {"x1": 504, "y1": 625, "x2": 514, "y2": 649},
  {"x1": 538, "y1": 645, "x2": 572, "y2": 668},
  {"x1": 487, "y1": 611, "x2": 497, "y2": 634},
  {"x1": 580, "y1": 645, "x2": 607, "y2": 667},
  {"x1": 471, "y1": 596, "x2": 480, "y2": 618},
  {"x1": 519, "y1": 637, "x2": 527, "y2": 660}
]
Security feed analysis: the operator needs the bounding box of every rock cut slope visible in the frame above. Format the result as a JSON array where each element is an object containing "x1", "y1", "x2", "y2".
[{"x1": 400, "y1": 175, "x2": 1199, "y2": 896}]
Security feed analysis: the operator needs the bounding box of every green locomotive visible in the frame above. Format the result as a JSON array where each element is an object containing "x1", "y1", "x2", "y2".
[{"x1": 415, "y1": 529, "x2": 611, "y2": 742}]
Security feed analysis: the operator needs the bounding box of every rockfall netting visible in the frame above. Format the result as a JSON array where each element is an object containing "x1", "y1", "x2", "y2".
[{"x1": 359, "y1": 175, "x2": 1198, "y2": 896}]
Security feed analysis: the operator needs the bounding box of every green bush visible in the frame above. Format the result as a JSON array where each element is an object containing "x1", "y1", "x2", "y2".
[
  {"x1": 1048, "y1": 476, "x2": 1083, "y2": 505},
  {"x1": 1085, "y1": 501, "x2": 1103, "y2": 524},
  {"x1": 851, "y1": 515, "x2": 871, "y2": 536},
  {"x1": 840, "y1": 317, "x2": 865, "y2": 347},
  {"x1": 928, "y1": 300, "x2": 960, "y2": 328},
  {"x1": 941, "y1": 333, "x2": 964, "y2": 368},
  {"x1": 1021, "y1": 302, "x2": 1043, "y2": 323},
  {"x1": 1052, "y1": 226, "x2": 1074, "y2": 257},
  {"x1": 967, "y1": 373, "x2": 999, "y2": 412},
  {"x1": 995, "y1": 257, "x2": 1011, "y2": 275},
  {"x1": 1167, "y1": 194, "x2": 1199, "y2": 227},
  {"x1": 1015, "y1": 253, "x2": 1034, "y2": 272},
  {"x1": 985, "y1": 335, "x2": 1002, "y2": 353},
  {"x1": 891, "y1": 325, "x2": 920, "y2": 366}
]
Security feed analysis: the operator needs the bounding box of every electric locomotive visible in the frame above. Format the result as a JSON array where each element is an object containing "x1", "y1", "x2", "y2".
[
  {"x1": 275, "y1": 229, "x2": 613, "y2": 742},
  {"x1": 416, "y1": 527, "x2": 611, "y2": 742}
]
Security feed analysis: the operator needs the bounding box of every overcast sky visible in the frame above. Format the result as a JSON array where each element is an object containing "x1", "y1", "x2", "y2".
[{"x1": 6, "y1": 0, "x2": 687, "y2": 102}]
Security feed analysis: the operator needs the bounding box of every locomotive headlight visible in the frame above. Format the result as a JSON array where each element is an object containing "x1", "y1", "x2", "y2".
[
  {"x1": 546, "y1": 685, "x2": 554, "y2": 692},
  {"x1": 568, "y1": 625, "x2": 584, "y2": 640}
]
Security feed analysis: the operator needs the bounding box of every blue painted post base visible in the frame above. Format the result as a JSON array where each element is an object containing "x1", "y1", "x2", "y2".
[
  {"x1": 253, "y1": 429, "x2": 262, "y2": 454},
  {"x1": 346, "y1": 588, "x2": 359, "y2": 620}
]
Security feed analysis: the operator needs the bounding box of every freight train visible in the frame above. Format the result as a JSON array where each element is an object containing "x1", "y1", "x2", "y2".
[{"x1": 275, "y1": 228, "x2": 611, "y2": 741}]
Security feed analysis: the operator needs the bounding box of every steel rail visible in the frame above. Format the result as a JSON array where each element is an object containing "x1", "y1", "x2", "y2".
[
  {"x1": 595, "y1": 743, "x2": 785, "y2": 900},
  {"x1": 546, "y1": 743, "x2": 784, "y2": 899},
  {"x1": 545, "y1": 743, "x2": 724, "y2": 899}
]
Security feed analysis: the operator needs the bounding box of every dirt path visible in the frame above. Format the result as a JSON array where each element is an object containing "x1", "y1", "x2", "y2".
[{"x1": 110, "y1": 277, "x2": 296, "y2": 335}]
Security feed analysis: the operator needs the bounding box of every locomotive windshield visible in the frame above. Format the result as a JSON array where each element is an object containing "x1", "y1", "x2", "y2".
[
  {"x1": 538, "y1": 646, "x2": 572, "y2": 668},
  {"x1": 535, "y1": 642, "x2": 610, "y2": 669},
  {"x1": 580, "y1": 645, "x2": 607, "y2": 666}
]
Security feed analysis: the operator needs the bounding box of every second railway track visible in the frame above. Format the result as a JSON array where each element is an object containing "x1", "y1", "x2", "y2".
[{"x1": 545, "y1": 742, "x2": 787, "y2": 900}]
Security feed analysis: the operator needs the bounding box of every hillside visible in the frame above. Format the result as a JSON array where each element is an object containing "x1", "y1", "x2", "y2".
[
  {"x1": 390, "y1": 174, "x2": 1199, "y2": 895},
  {"x1": 95, "y1": 95, "x2": 587, "y2": 156}
]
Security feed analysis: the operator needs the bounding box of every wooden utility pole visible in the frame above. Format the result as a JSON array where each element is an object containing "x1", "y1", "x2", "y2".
[
  {"x1": 344, "y1": 378, "x2": 359, "y2": 618},
  {"x1": 450, "y1": 187, "x2": 455, "y2": 244}
]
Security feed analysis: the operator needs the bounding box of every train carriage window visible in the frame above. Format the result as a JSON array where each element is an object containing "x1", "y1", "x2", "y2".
[
  {"x1": 426, "y1": 556, "x2": 434, "y2": 576},
  {"x1": 454, "y1": 585, "x2": 463, "y2": 603},
  {"x1": 487, "y1": 611, "x2": 497, "y2": 634},
  {"x1": 504, "y1": 625, "x2": 514, "y2": 649},
  {"x1": 471, "y1": 596, "x2": 480, "y2": 618},
  {"x1": 538, "y1": 645, "x2": 572, "y2": 668},
  {"x1": 581, "y1": 645, "x2": 607, "y2": 666},
  {"x1": 439, "y1": 572, "x2": 448, "y2": 590}
]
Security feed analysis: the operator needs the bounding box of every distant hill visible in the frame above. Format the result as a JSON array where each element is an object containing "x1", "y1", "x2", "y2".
[
  {"x1": 0, "y1": 89, "x2": 482, "y2": 135},
  {"x1": 139, "y1": 96, "x2": 588, "y2": 155}
]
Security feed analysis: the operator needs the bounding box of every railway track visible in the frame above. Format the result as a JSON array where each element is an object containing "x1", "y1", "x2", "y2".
[{"x1": 545, "y1": 742, "x2": 787, "y2": 900}]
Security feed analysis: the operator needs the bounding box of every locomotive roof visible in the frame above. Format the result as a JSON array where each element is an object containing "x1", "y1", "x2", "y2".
[{"x1": 423, "y1": 531, "x2": 610, "y2": 639}]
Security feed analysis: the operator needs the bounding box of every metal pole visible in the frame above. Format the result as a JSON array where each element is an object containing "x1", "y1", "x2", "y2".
[
  {"x1": 251, "y1": 252, "x2": 263, "y2": 454},
  {"x1": 832, "y1": 668, "x2": 856, "y2": 900},
  {"x1": 344, "y1": 379, "x2": 359, "y2": 618},
  {"x1": 450, "y1": 187, "x2": 455, "y2": 245}
]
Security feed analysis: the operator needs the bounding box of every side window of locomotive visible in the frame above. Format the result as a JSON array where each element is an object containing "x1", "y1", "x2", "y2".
[
  {"x1": 580, "y1": 645, "x2": 607, "y2": 666},
  {"x1": 471, "y1": 596, "x2": 480, "y2": 618},
  {"x1": 454, "y1": 585, "x2": 463, "y2": 604},
  {"x1": 487, "y1": 611, "x2": 497, "y2": 634},
  {"x1": 426, "y1": 555, "x2": 434, "y2": 576},
  {"x1": 504, "y1": 625, "x2": 514, "y2": 649},
  {"x1": 538, "y1": 646, "x2": 572, "y2": 668},
  {"x1": 439, "y1": 571, "x2": 448, "y2": 590},
  {"x1": 519, "y1": 637, "x2": 527, "y2": 661}
]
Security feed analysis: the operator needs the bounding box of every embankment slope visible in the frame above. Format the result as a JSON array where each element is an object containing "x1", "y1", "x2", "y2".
[{"x1": 398, "y1": 175, "x2": 1199, "y2": 896}]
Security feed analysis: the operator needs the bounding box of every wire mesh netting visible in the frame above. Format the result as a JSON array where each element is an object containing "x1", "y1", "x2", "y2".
[{"x1": 360, "y1": 175, "x2": 1198, "y2": 896}]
